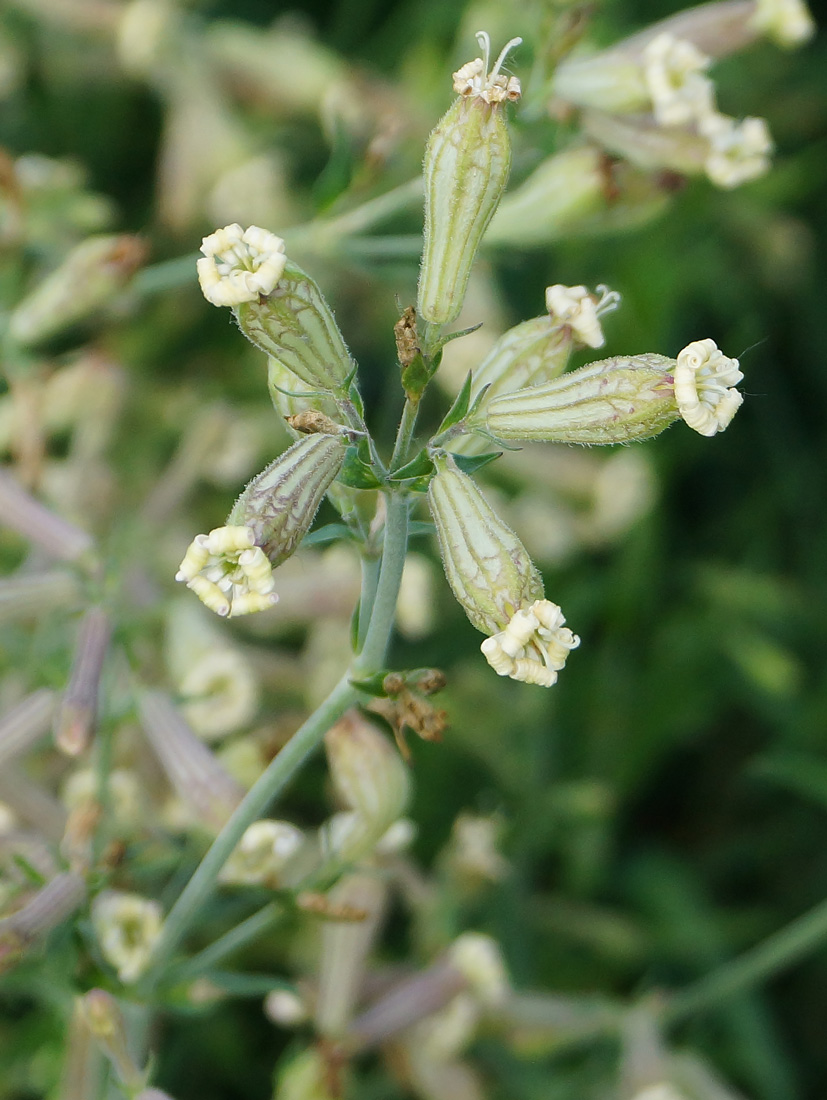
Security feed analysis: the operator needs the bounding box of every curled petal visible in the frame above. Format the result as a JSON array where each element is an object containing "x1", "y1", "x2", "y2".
[
  {"x1": 197, "y1": 223, "x2": 287, "y2": 307},
  {"x1": 674, "y1": 339, "x2": 744, "y2": 436},
  {"x1": 481, "y1": 599, "x2": 579, "y2": 687}
]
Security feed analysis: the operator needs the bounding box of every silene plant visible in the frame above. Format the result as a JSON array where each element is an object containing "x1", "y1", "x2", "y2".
[{"x1": 0, "y1": 1, "x2": 818, "y2": 1097}]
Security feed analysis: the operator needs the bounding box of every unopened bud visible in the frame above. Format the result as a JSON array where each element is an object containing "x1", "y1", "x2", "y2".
[
  {"x1": 0, "y1": 689, "x2": 56, "y2": 769},
  {"x1": 9, "y1": 235, "x2": 145, "y2": 346},
  {"x1": 219, "y1": 819, "x2": 306, "y2": 887},
  {"x1": 273, "y1": 1047, "x2": 344, "y2": 1100},
  {"x1": 324, "y1": 713, "x2": 410, "y2": 828},
  {"x1": 0, "y1": 871, "x2": 85, "y2": 970},
  {"x1": 91, "y1": 891, "x2": 162, "y2": 984},
  {"x1": 486, "y1": 146, "x2": 670, "y2": 247},
  {"x1": 79, "y1": 989, "x2": 146, "y2": 1089},
  {"x1": 0, "y1": 469, "x2": 94, "y2": 562},
  {"x1": 137, "y1": 690, "x2": 245, "y2": 832},
  {"x1": 54, "y1": 606, "x2": 111, "y2": 756},
  {"x1": 418, "y1": 32, "x2": 521, "y2": 326}
]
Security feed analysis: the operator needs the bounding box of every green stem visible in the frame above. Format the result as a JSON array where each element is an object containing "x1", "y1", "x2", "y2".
[
  {"x1": 356, "y1": 554, "x2": 381, "y2": 652},
  {"x1": 662, "y1": 895, "x2": 827, "y2": 1025},
  {"x1": 166, "y1": 902, "x2": 283, "y2": 985},
  {"x1": 142, "y1": 492, "x2": 410, "y2": 986},
  {"x1": 286, "y1": 178, "x2": 423, "y2": 253},
  {"x1": 390, "y1": 396, "x2": 420, "y2": 470},
  {"x1": 352, "y1": 492, "x2": 409, "y2": 674},
  {"x1": 141, "y1": 673, "x2": 358, "y2": 987}
]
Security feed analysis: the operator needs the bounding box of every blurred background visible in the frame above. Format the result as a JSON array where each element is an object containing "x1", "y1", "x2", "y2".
[{"x1": 1, "y1": 0, "x2": 826, "y2": 1097}]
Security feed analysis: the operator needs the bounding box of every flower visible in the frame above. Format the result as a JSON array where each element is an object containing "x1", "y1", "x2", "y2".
[
  {"x1": 197, "y1": 223, "x2": 286, "y2": 307},
  {"x1": 701, "y1": 112, "x2": 773, "y2": 188},
  {"x1": 673, "y1": 338, "x2": 744, "y2": 435},
  {"x1": 452, "y1": 31, "x2": 522, "y2": 104},
  {"x1": 544, "y1": 284, "x2": 621, "y2": 350},
  {"x1": 752, "y1": 0, "x2": 816, "y2": 46},
  {"x1": 480, "y1": 599, "x2": 580, "y2": 687},
  {"x1": 219, "y1": 820, "x2": 306, "y2": 887},
  {"x1": 91, "y1": 891, "x2": 162, "y2": 983},
  {"x1": 175, "y1": 525, "x2": 278, "y2": 618},
  {"x1": 641, "y1": 33, "x2": 714, "y2": 126}
]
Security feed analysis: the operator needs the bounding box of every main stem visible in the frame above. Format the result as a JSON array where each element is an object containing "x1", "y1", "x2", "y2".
[
  {"x1": 141, "y1": 491, "x2": 410, "y2": 987},
  {"x1": 662, "y1": 895, "x2": 827, "y2": 1025}
]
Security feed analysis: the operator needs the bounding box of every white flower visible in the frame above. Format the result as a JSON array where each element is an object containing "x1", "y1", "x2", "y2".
[
  {"x1": 752, "y1": 0, "x2": 816, "y2": 46},
  {"x1": 544, "y1": 284, "x2": 620, "y2": 349},
  {"x1": 452, "y1": 30, "x2": 522, "y2": 104},
  {"x1": 642, "y1": 33, "x2": 714, "y2": 127},
  {"x1": 674, "y1": 339, "x2": 744, "y2": 436},
  {"x1": 175, "y1": 525, "x2": 278, "y2": 618},
  {"x1": 481, "y1": 599, "x2": 579, "y2": 687},
  {"x1": 449, "y1": 932, "x2": 509, "y2": 1006},
  {"x1": 701, "y1": 113, "x2": 773, "y2": 188},
  {"x1": 197, "y1": 223, "x2": 287, "y2": 307},
  {"x1": 92, "y1": 891, "x2": 162, "y2": 983},
  {"x1": 219, "y1": 820, "x2": 305, "y2": 887}
]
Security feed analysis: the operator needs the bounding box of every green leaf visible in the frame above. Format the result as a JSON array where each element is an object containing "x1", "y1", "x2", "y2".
[
  {"x1": 451, "y1": 450, "x2": 503, "y2": 476},
  {"x1": 408, "y1": 519, "x2": 435, "y2": 538},
  {"x1": 435, "y1": 370, "x2": 474, "y2": 436},
  {"x1": 400, "y1": 351, "x2": 432, "y2": 399},
  {"x1": 338, "y1": 444, "x2": 383, "y2": 489},
  {"x1": 302, "y1": 523, "x2": 356, "y2": 547},
  {"x1": 349, "y1": 671, "x2": 392, "y2": 696},
  {"x1": 389, "y1": 449, "x2": 434, "y2": 482}
]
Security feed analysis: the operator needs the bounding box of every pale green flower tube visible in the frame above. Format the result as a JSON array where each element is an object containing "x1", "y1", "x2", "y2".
[{"x1": 417, "y1": 32, "x2": 521, "y2": 326}]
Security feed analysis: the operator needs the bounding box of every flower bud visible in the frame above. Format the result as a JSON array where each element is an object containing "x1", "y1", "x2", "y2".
[
  {"x1": 0, "y1": 871, "x2": 85, "y2": 970},
  {"x1": 54, "y1": 606, "x2": 111, "y2": 757},
  {"x1": 0, "y1": 689, "x2": 56, "y2": 769},
  {"x1": 137, "y1": 690, "x2": 245, "y2": 832},
  {"x1": 324, "y1": 713, "x2": 410, "y2": 828},
  {"x1": 485, "y1": 146, "x2": 670, "y2": 247},
  {"x1": 79, "y1": 989, "x2": 145, "y2": 1090},
  {"x1": 91, "y1": 891, "x2": 162, "y2": 983},
  {"x1": 177, "y1": 434, "x2": 347, "y2": 617},
  {"x1": 9, "y1": 235, "x2": 145, "y2": 347},
  {"x1": 417, "y1": 32, "x2": 521, "y2": 326},
  {"x1": 218, "y1": 819, "x2": 306, "y2": 887},
  {"x1": 274, "y1": 1047, "x2": 345, "y2": 1100},
  {"x1": 198, "y1": 223, "x2": 354, "y2": 391}
]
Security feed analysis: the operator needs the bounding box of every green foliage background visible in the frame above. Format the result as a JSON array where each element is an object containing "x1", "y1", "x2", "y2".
[{"x1": 1, "y1": 0, "x2": 826, "y2": 1098}]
